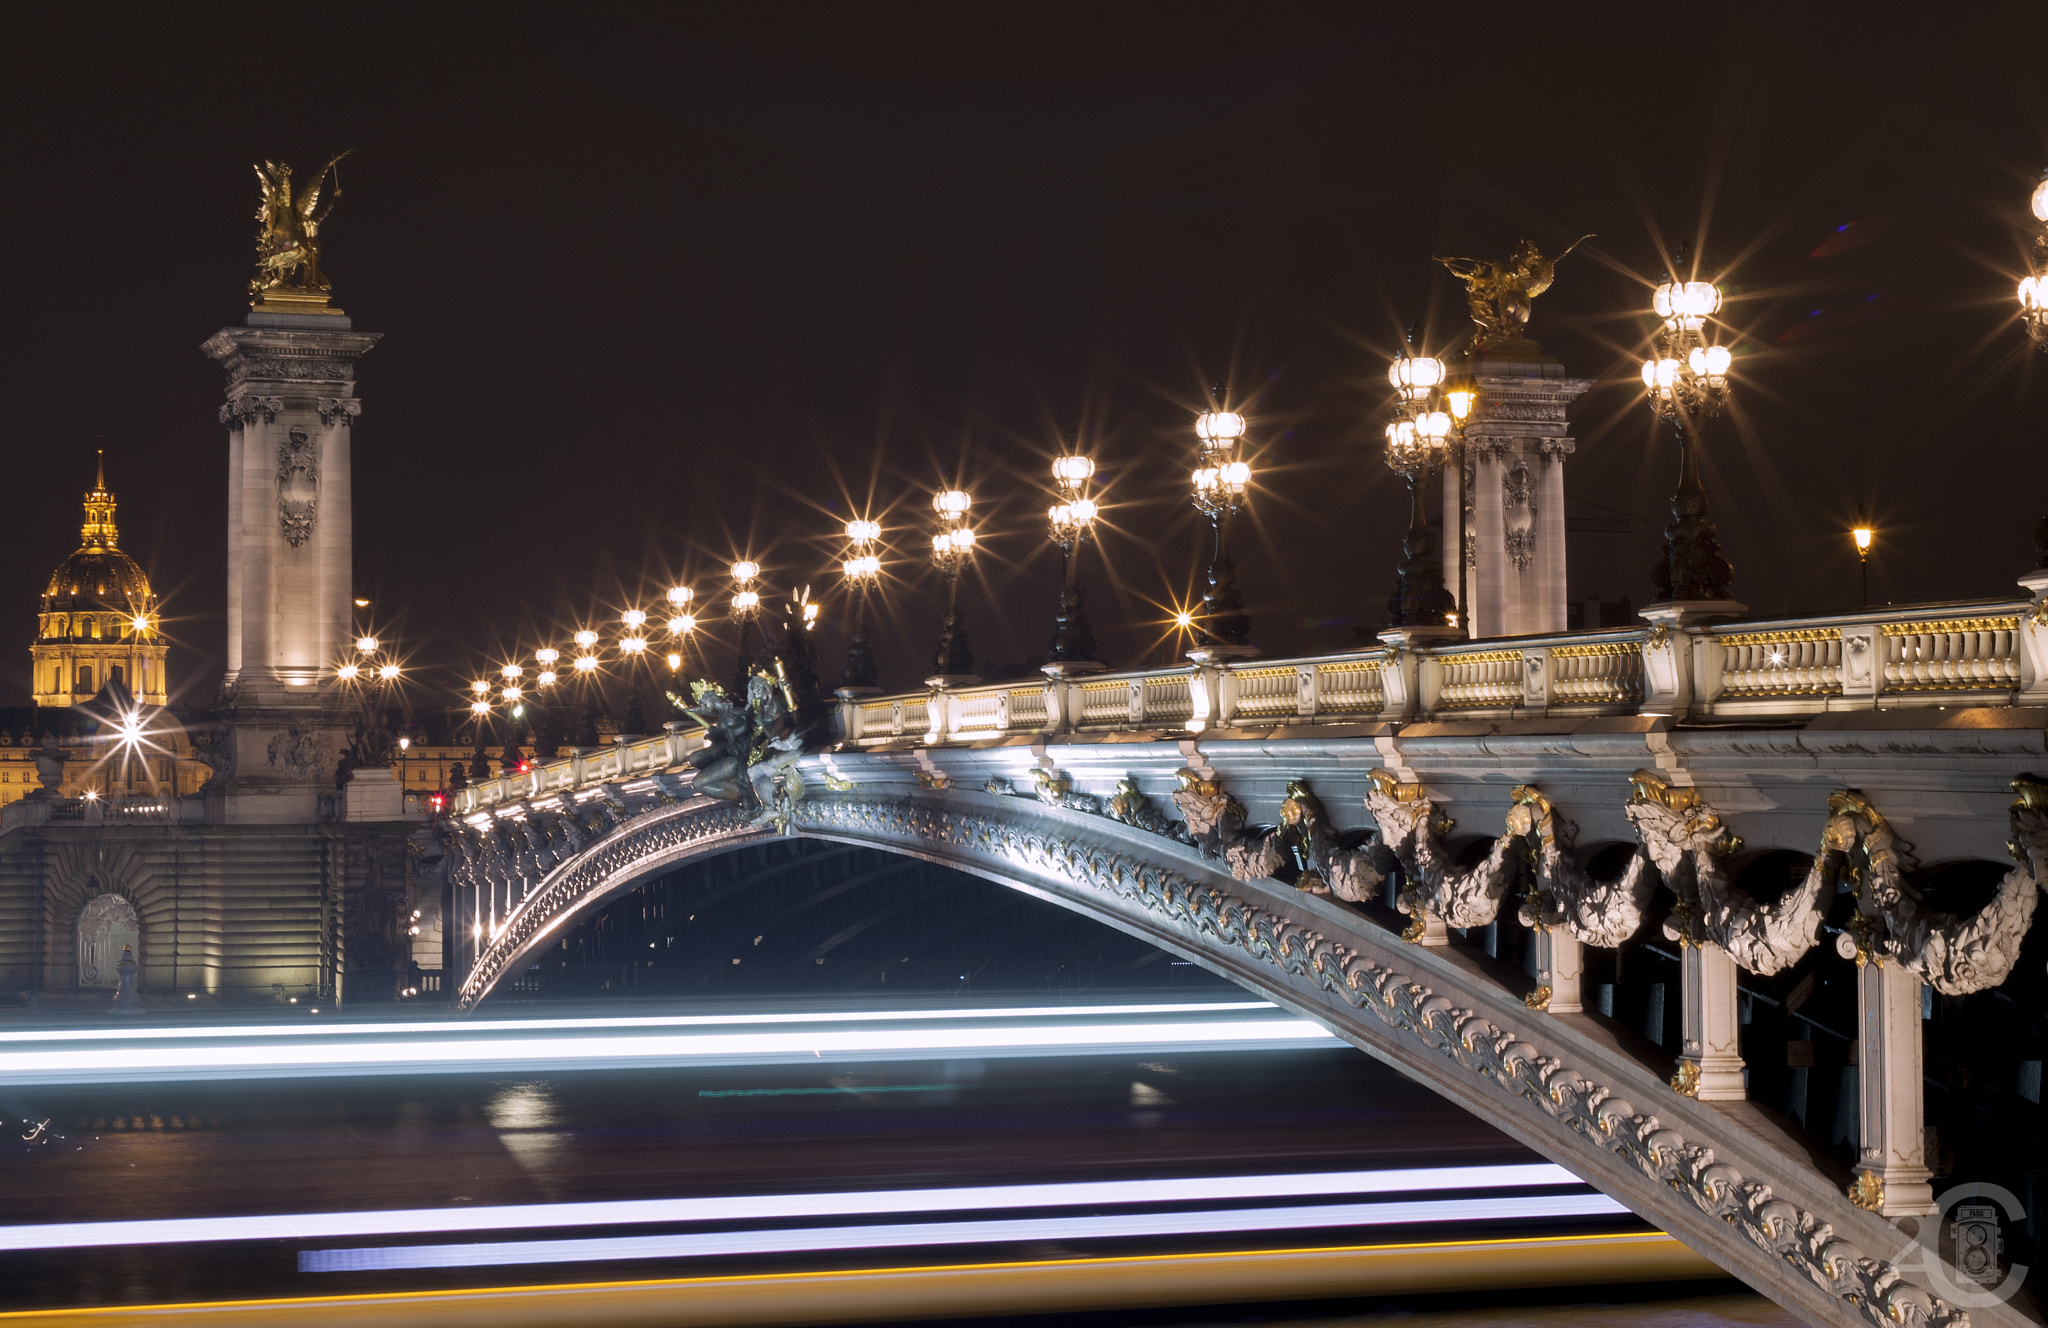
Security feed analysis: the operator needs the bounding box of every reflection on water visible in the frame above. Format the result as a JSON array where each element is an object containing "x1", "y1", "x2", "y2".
[{"x1": 484, "y1": 1081, "x2": 570, "y2": 1198}]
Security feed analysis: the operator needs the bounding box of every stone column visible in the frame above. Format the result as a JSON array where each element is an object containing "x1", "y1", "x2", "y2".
[
  {"x1": 1852, "y1": 960, "x2": 1938, "y2": 1215},
  {"x1": 1469, "y1": 442, "x2": 1509, "y2": 638},
  {"x1": 200, "y1": 306, "x2": 381, "y2": 826},
  {"x1": 1452, "y1": 350, "x2": 1593, "y2": 639},
  {"x1": 203, "y1": 311, "x2": 378, "y2": 699},
  {"x1": 1676, "y1": 941, "x2": 1746, "y2": 1100}
]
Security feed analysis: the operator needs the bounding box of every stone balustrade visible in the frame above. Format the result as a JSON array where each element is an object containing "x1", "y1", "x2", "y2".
[
  {"x1": 823, "y1": 598, "x2": 2041, "y2": 748},
  {"x1": 449, "y1": 598, "x2": 2045, "y2": 814}
]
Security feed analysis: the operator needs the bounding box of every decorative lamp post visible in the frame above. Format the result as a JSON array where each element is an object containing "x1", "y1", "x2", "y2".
[
  {"x1": 534, "y1": 647, "x2": 560, "y2": 689},
  {"x1": 1046, "y1": 454, "x2": 1103, "y2": 672},
  {"x1": 839, "y1": 520, "x2": 883, "y2": 693},
  {"x1": 1642, "y1": 263, "x2": 1738, "y2": 608},
  {"x1": 664, "y1": 586, "x2": 696, "y2": 677},
  {"x1": 1851, "y1": 506, "x2": 1874, "y2": 608},
  {"x1": 1383, "y1": 337, "x2": 1458, "y2": 629},
  {"x1": 2021, "y1": 172, "x2": 2048, "y2": 351},
  {"x1": 1189, "y1": 409, "x2": 1253, "y2": 655},
  {"x1": 729, "y1": 559, "x2": 762, "y2": 695},
  {"x1": 928, "y1": 486, "x2": 978, "y2": 685}
]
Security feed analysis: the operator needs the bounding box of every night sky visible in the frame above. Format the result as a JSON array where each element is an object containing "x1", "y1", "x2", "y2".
[{"x1": 3, "y1": 6, "x2": 2047, "y2": 708}]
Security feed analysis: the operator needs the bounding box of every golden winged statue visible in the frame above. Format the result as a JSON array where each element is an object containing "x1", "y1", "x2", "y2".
[
  {"x1": 250, "y1": 153, "x2": 351, "y2": 300},
  {"x1": 1436, "y1": 235, "x2": 1590, "y2": 349}
]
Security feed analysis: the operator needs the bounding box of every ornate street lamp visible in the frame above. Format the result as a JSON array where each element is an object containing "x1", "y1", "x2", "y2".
[
  {"x1": 2021, "y1": 172, "x2": 2048, "y2": 350},
  {"x1": 928, "y1": 486, "x2": 978, "y2": 683},
  {"x1": 1190, "y1": 409, "x2": 1253, "y2": 653},
  {"x1": 1047, "y1": 454, "x2": 1103, "y2": 672},
  {"x1": 1384, "y1": 337, "x2": 1458, "y2": 629},
  {"x1": 839, "y1": 519, "x2": 883, "y2": 692},
  {"x1": 1642, "y1": 263, "x2": 1736, "y2": 605}
]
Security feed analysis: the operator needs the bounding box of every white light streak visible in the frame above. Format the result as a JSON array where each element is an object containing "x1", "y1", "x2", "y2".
[
  {"x1": 303, "y1": 1194, "x2": 1627, "y2": 1272},
  {"x1": 0, "y1": 1017, "x2": 1339, "y2": 1085},
  {"x1": 0, "y1": 1163, "x2": 1587, "y2": 1254},
  {"x1": 0, "y1": 1001, "x2": 1274, "y2": 1044}
]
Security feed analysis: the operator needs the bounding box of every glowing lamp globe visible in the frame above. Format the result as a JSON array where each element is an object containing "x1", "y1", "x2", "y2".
[
  {"x1": 470, "y1": 699, "x2": 490, "y2": 715},
  {"x1": 666, "y1": 585, "x2": 694, "y2": 606},
  {"x1": 573, "y1": 630, "x2": 599, "y2": 649},
  {"x1": 730, "y1": 560, "x2": 760, "y2": 583},
  {"x1": 502, "y1": 685, "x2": 522, "y2": 703},
  {"x1": 949, "y1": 527, "x2": 976, "y2": 551},
  {"x1": 470, "y1": 679, "x2": 490, "y2": 695},
  {"x1": 1051, "y1": 455, "x2": 1095, "y2": 485},
  {"x1": 619, "y1": 636, "x2": 646, "y2": 654},
  {"x1": 2033, "y1": 176, "x2": 2048, "y2": 223},
  {"x1": 1652, "y1": 279, "x2": 1721, "y2": 326},
  {"x1": 1688, "y1": 345, "x2": 1733, "y2": 378},
  {"x1": 2022, "y1": 274, "x2": 2045, "y2": 315},
  {"x1": 573, "y1": 654, "x2": 598, "y2": 673},
  {"x1": 1641, "y1": 357, "x2": 1682, "y2": 392},
  {"x1": 536, "y1": 670, "x2": 557, "y2": 687},
  {"x1": 620, "y1": 609, "x2": 647, "y2": 629},
  {"x1": 1219, "y1": 461, "x2": 1251, "y2": 492},
  {"x1": 1416, "y1": 410, "x2": 1452, "y2": 443},
  {"x1": 933, "y1": 489, "x2": 971, "y2": 516},
  {"x1": 501, "y1": 663, "x2": 523, "y2": 680},
  {"x1": 845, "y1": 518, "x2": 882, "y2": 544},
  {"x1": 1388, "y1": 353, "x2": 1446, "y2": 399},
  {"x1": 667, "y1": 614, "x2": 695, "y2": 635},
  {"x1": 378, "y1": 663, "x2": 400, "y2": 680},
  {"x1": 1195, "y1": 410, "x2": 1246, "y2": 444},
  {"x1": 732, "y1": 589, "x2": 759, "y2": 612},
  {"x1": 535, "y1": 647, "x2": 559, "y2": 665},
  {"x1": 130, "y1": 615, "x2": 150, "y2": 633},
  {"x1": 666, "y1": 652, "x2": 683, "y2": 670},
  {"x1": 356, "y1": 636, "x2": 378, "y2": 654},
  {"x1": 336, "y1": 663, "x2": 360, "y2": 681}
]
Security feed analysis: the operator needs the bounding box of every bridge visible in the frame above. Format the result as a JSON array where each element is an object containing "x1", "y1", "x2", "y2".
[{"x1": 440, "y1": 597, "x2": 2048, "y2": 1328}]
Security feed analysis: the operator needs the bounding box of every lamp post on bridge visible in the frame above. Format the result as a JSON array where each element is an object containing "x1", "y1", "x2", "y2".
[
  {"x1": 1046, "y1": 453, "x2": 1103, "y2": 675},
  {"x1": 839, "y1": 520, "x2": 883, "y2": 695},
  {"x1": 1383, "y1": 333, "x2": 1459, "y2": 631},
  {"x1": 728, "y1": 560, "x2": 762, "y2": 698},
  {"x1": 664, "y1": 585, "x2": 697, "y2": 682},
  {"x1": 1641, "y1": 258, "x2": 1743, "y2": 622},
  {"x1": 1188, "y1": 408, "x2": 1255, "y2": 660},
  {"x1": 927, "y1": 485, "x2": 979, "y2": 687}
]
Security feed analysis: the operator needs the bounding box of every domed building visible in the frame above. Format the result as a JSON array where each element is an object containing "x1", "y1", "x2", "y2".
[{"x1": 31, "y1": 457, "x2": 167, "y2": 708}]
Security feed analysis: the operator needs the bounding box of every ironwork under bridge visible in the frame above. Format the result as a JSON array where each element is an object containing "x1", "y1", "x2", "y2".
[{"x1": 439, "y1": 596, "x2": 2048, "y2": 1328}]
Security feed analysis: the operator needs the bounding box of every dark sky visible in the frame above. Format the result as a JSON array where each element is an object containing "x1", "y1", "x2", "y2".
[{"x1": 4, "y1": 5, "x2": 2048, "y2": 707}]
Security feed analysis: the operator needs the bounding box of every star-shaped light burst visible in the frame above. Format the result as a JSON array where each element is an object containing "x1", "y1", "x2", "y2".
[{"x1": 83, "y1": 702, "x2": 175, "y2": 798}]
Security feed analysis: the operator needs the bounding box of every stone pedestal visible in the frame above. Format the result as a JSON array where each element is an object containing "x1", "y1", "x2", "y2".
[
  {"x1": 1531, "y1": 927, "x2": 1583, "y2": 1014},
  {"x1": 1676, "y1": 941, "x2": 1747, "y2": 1100},
  {"x1": 1852, "y1": 959, "x2": 1938, "y2": 1215},
  {"x1": 1445, "y1": 348, "x2": 1593, "y2": 639},
  {"x1": 344, "y1": 766, "x2": 404, "y2": 822}
]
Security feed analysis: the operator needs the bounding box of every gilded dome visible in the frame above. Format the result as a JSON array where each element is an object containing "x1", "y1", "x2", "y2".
[{"x1": 45, "y1": 547, "x2": 153, "y2": 612}]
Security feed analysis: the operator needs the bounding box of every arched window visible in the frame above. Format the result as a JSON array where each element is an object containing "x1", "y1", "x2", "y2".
[{"x1": 89, "y1": 618, "x2": 101, "y2": 640}]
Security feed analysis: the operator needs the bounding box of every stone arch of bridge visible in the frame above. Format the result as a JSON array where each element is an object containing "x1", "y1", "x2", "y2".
[{"x1": 448, "y1": 789, "x2": 1998, "y2": 1328}]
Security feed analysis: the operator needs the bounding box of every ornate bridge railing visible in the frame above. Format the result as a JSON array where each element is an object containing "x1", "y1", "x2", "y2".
[{"x1": 820, "y1": 598, "x2": 2044, "y2": 745}]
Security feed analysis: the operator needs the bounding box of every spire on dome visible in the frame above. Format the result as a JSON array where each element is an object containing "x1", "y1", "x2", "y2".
[{"x1": 80, "y1": 454, "x2": 117, "y2": 550}]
